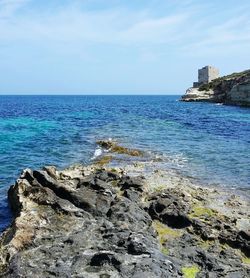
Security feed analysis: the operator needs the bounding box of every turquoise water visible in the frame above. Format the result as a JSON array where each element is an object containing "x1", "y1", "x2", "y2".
[{"x1": 0, "y1": 95, "x2": 249, "y2": 231}]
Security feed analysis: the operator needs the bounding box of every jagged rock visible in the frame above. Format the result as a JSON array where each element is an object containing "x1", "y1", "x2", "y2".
[
  {"x1": 0, "y1": 167, "x2": 179, "y2": 277},
  {"x1": 118, "y1": 175, "x2": 145, "y2": 192},
  {"x1": 0, "y1": 164, "x2": 249, "y2": 277},
  {"x1": 148, "y1": 190, "x2": 192, "y2": 229}
]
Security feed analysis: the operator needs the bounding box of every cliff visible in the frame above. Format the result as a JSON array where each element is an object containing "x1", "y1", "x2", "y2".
[
  {"x1": 181, "y1": 70, "x2": 250, "y2": 106},
  {"x1": 0, "y1": 141, "x2": 249, "y2": 277}
]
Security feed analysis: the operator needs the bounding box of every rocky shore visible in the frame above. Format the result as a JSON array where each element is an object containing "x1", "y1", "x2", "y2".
[
  {"x1": 181, "y1": 70, "x2": 250, "y2": 107},
  {"x1": 0, "y1": 141, "x2": 249, "y2": 277}
]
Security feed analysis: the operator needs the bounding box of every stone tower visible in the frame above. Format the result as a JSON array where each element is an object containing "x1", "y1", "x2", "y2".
[{"x1": 193, "y1": 66, "x2": 220, "y2": 87}]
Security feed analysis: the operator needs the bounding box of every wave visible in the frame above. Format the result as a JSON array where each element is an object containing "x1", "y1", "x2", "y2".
[{"x1": 91, "y1": 147, "x2": 103, "y2": 160}]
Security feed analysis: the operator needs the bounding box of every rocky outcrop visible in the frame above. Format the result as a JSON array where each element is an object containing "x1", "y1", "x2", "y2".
[
  {"x1": 181, "y1": 87, "x2": 215, "y2": 102},
  {"x1": 96, "y1": 140, "x2": 144, "y2": 157},
  {"x1": 181, "y1": 70, "x2": 250, "y2": 106},
  {"x1": 0, "y1": 166, "x2": 179, "y2": 277},
  {"x1": 0, "y1": 144, "x2": 249, "y2": 277},
  {"x1": 227, "y1": 82, "x2": 250, "y2": 106}
]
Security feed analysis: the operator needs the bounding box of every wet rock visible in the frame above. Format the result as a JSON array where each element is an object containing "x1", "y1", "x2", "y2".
[{"x1": 97, "y1": 140, "x2": 144, "y2": 157}]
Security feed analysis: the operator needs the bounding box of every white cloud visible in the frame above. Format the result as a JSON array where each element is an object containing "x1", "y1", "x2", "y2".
[
  {"x1": 120, "y1": 14, "x2": 188, "y2": 44},
  {"x1": 0, "y1": 0, "x2": 29, "y2": 18},
  {"x1": 0, "y1": 0, "x2": 249, "y2": 57},
  {"x1": 182, "y1": 15, "x2": 250, "y2": 56},
  {"x1": 0, "y1": 1, "x2": 192, "y2": 46}
]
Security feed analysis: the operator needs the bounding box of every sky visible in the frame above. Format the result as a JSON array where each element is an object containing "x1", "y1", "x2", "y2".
[{"x1": 0, "y1": 0, "x2": 250, "y2": 95}]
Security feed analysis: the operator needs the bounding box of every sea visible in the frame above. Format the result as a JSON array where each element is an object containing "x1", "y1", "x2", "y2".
[{"x1": 0, "y1": 95, "x2": 249, "y2": 232}]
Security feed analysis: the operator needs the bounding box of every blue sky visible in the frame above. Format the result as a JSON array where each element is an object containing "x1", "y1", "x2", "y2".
[{"x1": 0, "y1": 0, "x2": 250, "y2": 94}]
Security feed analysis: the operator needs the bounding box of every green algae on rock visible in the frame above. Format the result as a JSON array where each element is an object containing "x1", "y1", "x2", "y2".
[
  {"x1": 242, "y1": 256, "x2": 250, "y2": 265},
  {"x1": 161, "y1": 247, "x2": 169, "y2": 256},
  {"x1": 97, "y1": 140, "x2": 144, "y2": 156},
  {"x1": 181, "y1": 265, "x2": 200, "y2": 278},
  {"x1": 94, "y1": 155, "x2": 113, "y2": 166},
  {"x1": 152, "y1": 220, "x2": 181, "y2": 245},
  {"x1": 188, "y1": 206, "x2": 218, "y2": 219}
]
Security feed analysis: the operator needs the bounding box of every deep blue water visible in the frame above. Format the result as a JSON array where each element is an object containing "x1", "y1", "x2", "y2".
[{"x1": 0, "y1": 95, "x2": 249, "y2": 231}]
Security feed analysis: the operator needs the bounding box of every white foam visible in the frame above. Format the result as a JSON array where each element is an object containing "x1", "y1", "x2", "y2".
[{"x1": 91, "y1": 148, "x2": 103, "y2": 160}]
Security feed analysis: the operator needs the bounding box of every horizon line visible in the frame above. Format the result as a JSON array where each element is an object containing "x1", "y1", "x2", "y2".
[{"x1": 0, "y1": 93, "x2": 182, "y2": 96}]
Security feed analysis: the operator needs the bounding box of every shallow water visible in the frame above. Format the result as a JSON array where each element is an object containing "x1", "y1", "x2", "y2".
[{"x1": 0, "y1": 95, "x2": 249, "y2": 231}]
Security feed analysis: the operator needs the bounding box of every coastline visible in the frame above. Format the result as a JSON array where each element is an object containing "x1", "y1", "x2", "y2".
[
  {"x1": 0, "y1": 141, "x2": 249, "y2": 277},
  {"x1": 181, "y1": 69, "x2": 250, "y2": 107}
]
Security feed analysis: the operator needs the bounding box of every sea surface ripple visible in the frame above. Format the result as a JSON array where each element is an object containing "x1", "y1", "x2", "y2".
[{"x1": 0, "y1": 95, "x2": 249, "y2": 231}]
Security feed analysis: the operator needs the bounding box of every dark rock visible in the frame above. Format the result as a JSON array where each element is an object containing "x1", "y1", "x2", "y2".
[
  {"x1": 0, "y1": 167, "x2": 179, "y2": 277},
  {"x1": 90, "y1": 252, "x2": 121, "y2": 269},
  {"x1": 123, "y1": 189, "x2": 141, "y2": 202},
  {"x1": 97, "y1": 140, "x2": 144, "y2": 156},
  {"x1": 148, "y1": 191, "x2": 191, "y2": 228},
  {"x1": 0, "y1": 165, "x2": 249, "y2": 278},
  {"x1": 119, "y1": 175, "x2": 145, "y2": 192},
  {"x1": 127, "y1": 234, "x2": 149, "y2": 255}
]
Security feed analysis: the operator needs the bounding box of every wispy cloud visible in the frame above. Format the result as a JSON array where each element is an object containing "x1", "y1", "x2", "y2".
[
  {"x1": 0, "y1": 0, "x2": 250, "y2": 93},
  {"x1": 120, "y1": 14, "x2": 188, "y2": 44},
  {"x1": 0, "y1": 1, "x2": 192, "y2": 46},
  {"x1": 0, "y1": 0, "x2": 29, "y2": 18},
  {"x1": 182, "y1": 14, "x2": 250, "y2": 56},
  {"x1": 1, "y1": 0, "x2": 249, "y2": 55}
]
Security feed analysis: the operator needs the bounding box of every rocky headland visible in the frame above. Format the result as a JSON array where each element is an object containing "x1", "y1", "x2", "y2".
[
  {"x1": 0, "y1": 140, "x2": 249, "y2": 277},
  {"x1": 181, "y1": 70, "x2": 250, "y2": 107}
]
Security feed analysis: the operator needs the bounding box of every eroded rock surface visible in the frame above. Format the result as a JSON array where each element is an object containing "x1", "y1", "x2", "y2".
[
  {"x1": 0, "y1": 166, "x2": 178, "y2": 277},
  {"x1": 0, "y1": 162, "x2": 249, "y2": 277}
]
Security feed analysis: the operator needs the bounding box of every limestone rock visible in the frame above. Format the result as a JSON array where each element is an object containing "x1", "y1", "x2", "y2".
[{"x1": 181, "y1": 69, "x2": 250, "y2": 106}]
